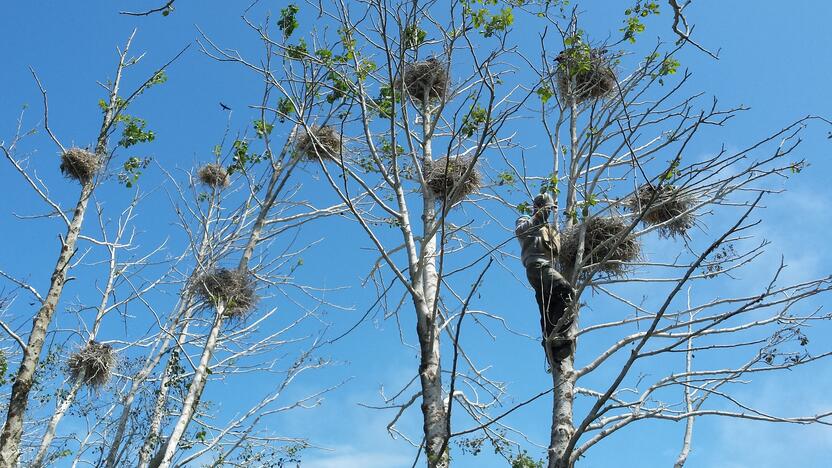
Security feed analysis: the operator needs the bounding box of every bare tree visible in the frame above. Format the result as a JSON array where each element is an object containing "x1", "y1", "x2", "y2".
[
  {"x1": 4, "y1": 2, "x2": 830, "y2": 467},
  {"x1": 202, "y1": 1, "x2": 546, "y2": 466},
  {"x1": 215, "y1": 2, "x2": 832, "y2": 467},
  {"x1": 0, "y1": 32, "x2": 183, "y2": 466},
  {"x1": 29, "y1": 193, "x2": 167, "y2": 467},
  {"x1": 131, "y1": 41, "x2": 348, "y2": 466},
  {"x1": 510, "y1": 9, "x2": 832, "y2": 466},
  {"x1": 1, "y1": 25, "x2": 340, "y2": 467}
]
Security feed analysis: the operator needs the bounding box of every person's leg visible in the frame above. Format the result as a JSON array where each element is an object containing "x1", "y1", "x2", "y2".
[
  {"x1": 526, "y1": 265, "x2": 549, "y2": 352},
  {"x1": 539, "y1": 265, "x2": 575, "y2": 360},
  {"x1": 539, "y1": 266, "x2": 572, "y2": 329}
]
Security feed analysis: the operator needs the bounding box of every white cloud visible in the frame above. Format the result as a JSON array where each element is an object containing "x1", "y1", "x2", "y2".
[{"x1": 694, "y1": 372, "x2": 832, "y2": 467}]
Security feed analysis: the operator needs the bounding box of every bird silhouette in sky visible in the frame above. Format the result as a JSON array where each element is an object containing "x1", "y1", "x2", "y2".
[{"x1": 219, "y1": 102, "x2": 232, "y2": 111}]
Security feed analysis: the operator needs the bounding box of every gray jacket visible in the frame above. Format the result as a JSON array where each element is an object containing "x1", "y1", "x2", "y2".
[{"x1": 516, "y1": 214, "x2": 554, "y2": 267}]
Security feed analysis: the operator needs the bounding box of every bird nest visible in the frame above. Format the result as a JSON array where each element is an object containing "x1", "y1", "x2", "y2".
[
  {"x1": 197, "y1": 163, "x2": 230, "y2": 188},
  {"x1": 191, "y1": 268, "x2": 258, "y2": 318},
  {"x1": 67, "y1": 341, "x2": 116, "y2": 388},
  {"x1": 627, "y1": 184, "x2": 696, "y2": 238},
  {"x1": 296, "y1": 125, "x2": 343, "y2": 161},
  {"x1": 396, "y1": 59, "x2": 449, "y2": 103},
  {"x1": 60, "y1": 148, "x2": 101, "y2": 184},
  {"x1": 424, "y1": 156, "x2": 481, "y2": 202},
  {"x1": 559, "y1": 216, "x2": 641, "y2": 277},
  {"x1": 556, "y1": 47, "x2": 617, "y2": 103}
]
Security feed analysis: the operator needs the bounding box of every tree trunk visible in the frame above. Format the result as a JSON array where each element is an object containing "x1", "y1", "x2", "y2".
[
  {"x1": 137, "y1": 333, "x2": 186, "y2": 468},
  {"x1": 35, "y1": 242, "x2": 119, "y2": 466},
  {"x1": 548, "y1": 350, "x2": 577, "y2": 468},
  {"x1": 156, "y1": 307, "x2": 224, "y2": 468},
  {"x1": 0, "y1": 183, "x2": 93, "y2": 467},
  {"x1": 547, "y1": 86, "x2": 581, "y2": 468},
  {"x1": 415, "y1": 109, "x2": 449, "y2": 468},
  {"x1": 105, "y1": 328, "x2": 179, "y2": 468},
  {"x1": 416, "y1": 310, "x2": 447, "y2": 468},
  {"x1": 30, "y1": 372, "x2": 85, "y2": 468}
]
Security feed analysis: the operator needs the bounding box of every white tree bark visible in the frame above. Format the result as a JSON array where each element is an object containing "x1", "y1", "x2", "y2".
[
  {"x1": 549, "y1": 353, "x2": 577, "y2": 468},
  {"x1": 414, "y1": 109, "x2": 449, "y2": 468},
  {"x1": 674, "y1": 318, "x2": 696, "y2": 468},
  {"x1": 29, "y1": 372, "x2": 85, "y2": 468},
  {"x1": 0, "y1": 177, "x2": 95, "y2": 466},
  {"x1": 136, "y1": 323, "x2": 190, "y2": 468},
  {"x1": 157, "y1": 306, "x2": 225, "y2": 468},
  {"x1": 0, "y1": 32, "x2": 152, "y2": 465}
]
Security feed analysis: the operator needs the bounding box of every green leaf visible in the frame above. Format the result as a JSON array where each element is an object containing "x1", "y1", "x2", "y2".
[
  {"x1": 621, "y1": 1, "x2": 660, "y2": 42},
  {"x1": 253, "y1": 119, "x2": 274, "y2": 139},
  {"x1": 277, "y1": 4, "x2": 300, "y2": 38},
  {"x1": 536, "y1": 85, "x2": 553, "y2": 104},
  {"x1": 460, "y1": 105, "x2": 488, "y2": 138},
  {"x1": 315, "y1": 48, "x2": 333, "y2": 64},
  {"x1": 148, "y1": 70, "x2": 167, "y2": 86},
  {"x1": 403, "y1": 24, "x2": 427, "y2": 49},
  {"x1": 286, "y1": 38, "x2": 308, "y2": 60},
  {"x1": 118, "y1": 116, "x2": 155, "y2": 148},
  {"x1": 277, "y1": 97, "x2": 295, "y2": 122},
  {"x1": 497, "y1": 171, "x2": 515, "y2": 185},
  {"x1": 659, "y1": 57, "x2": 680, "y2": 76},
  {"x1": 539, "y1": 173, "x2": 560, "y2": 195},
  {"x1": 118, "y1": 156, "x2": 151, "y2": 188}
]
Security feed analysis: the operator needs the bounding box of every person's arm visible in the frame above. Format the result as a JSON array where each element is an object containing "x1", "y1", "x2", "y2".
[
  {"x1": 515, "y1": 215, "x2": 533, "y2": 237},
  {"x1": 532, "y1": 207, "x2": 549, "y2": 225}
]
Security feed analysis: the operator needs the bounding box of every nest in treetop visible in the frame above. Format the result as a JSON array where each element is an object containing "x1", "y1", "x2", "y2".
[
  {"x1": 396, "y1": 58, "x2": 449, "y2": 103},
  {"x1": 67, "y1": 340, "x2": 116, "y2": 388},
  {"x1": 60, "y1": 148, "x2": 101, "y2": 184},
  {"x1": 424, "y1": 156, "x2": 481, "y2": 203},
  {"x1": 197, "y1": 163, "x2": 230, "y2": 188},
  {"x1": 190, "y1": 268, "x2": 258, "y2": 318},
  {"x1": 627, "y1": 184, "x2": 696, "y2": 238},
  {"x1": 295, "y1": 125, "x2": 344, "y2": 161},
  {"x1": 556, "y1": 47, "x2": 617, "y2": 103},
  {"x1": 559, "y1": 216, "x2": 641, "y2": 277}
]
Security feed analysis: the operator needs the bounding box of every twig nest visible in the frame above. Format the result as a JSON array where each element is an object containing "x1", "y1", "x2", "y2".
[
  {"x1": 197, "y1": 163, "x2": 230, "y2": 188},
  {"x1": 60, "y1": 148, "x2": 101, "y2": 184},
  {"x1": 556, "y1": 47, "x2": 617, "y2": 103},
  {"x1": 396, "y1": 58, "x2": 449, "y2": 103},
  {"x1": 191, "y1": 268, "x2": 258, "y2": 318},
  {"x1": 559, "y1": 216, "x2": 641, "y2": 277},
  {"x1": 296, "y1": 125, "x2": 344, "y2": 161},
  {"x1": 627, "y1": 184, "x2": 696, "y2": 238},
  {"x1": 67, "y1": 341, "x2": 116, "y2": 388},
  {"x1": 424, "y1": 156, "x2": 481, "y2": 203}
]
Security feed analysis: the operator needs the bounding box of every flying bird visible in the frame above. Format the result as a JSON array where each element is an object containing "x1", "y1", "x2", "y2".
[{"x1": 219, "y1": 102, "x2": 232, "y2": 111}]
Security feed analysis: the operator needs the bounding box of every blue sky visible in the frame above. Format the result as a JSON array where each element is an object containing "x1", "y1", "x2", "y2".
[{"x1": 1, "y1": 1, "x2": 831, "y2": 467}]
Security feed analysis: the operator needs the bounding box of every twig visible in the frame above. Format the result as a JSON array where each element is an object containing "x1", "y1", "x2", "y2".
[{"x1": 120, "y1": 0, "x2": 176, "y2": 17}]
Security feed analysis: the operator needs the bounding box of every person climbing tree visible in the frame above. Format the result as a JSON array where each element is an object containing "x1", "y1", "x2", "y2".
[{"x1": 516, "y1": 193, "x2": 575, "y2": 367}]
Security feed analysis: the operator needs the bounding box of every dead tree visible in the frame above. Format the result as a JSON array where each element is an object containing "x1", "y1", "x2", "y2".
[
  {"x1": 201, "y1": 2, "x2": 541, "y2": 466},
  {"x1": 0, "y1": 32, "x2": 179, "y2": 466}
]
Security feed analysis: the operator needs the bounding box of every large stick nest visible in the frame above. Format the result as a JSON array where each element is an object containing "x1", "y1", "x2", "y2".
[
  {"x1": 627, "y1": 184, "x2": 696, "y2": 238},
  {"x1": 60, "y1": 148, "x2": 102, "y2": 184},
  {"x1": 424, "y1": 156, "x2": 481, "y2": 202},
  {"x1": 296, "y1": 125, "x2": 344, "y2": 161},
  {"x1": 559, "y1": 216, "x2": 641, "y2": 277},
  {"x1": 396, "y1": 58, "x2": 449, "y2": 103},
  {"x1": 67, "y1": 341, "x2": 116, "y2": 388},
  {"x1": 197, "y1": 163, "x2": 230, "y2": 188},
  {"x1": 191, "y1": 268, "x2": 258, "y2": 318},
  {"x1": 556, "y1": 47, "x2": 617, "y2": 103}
]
